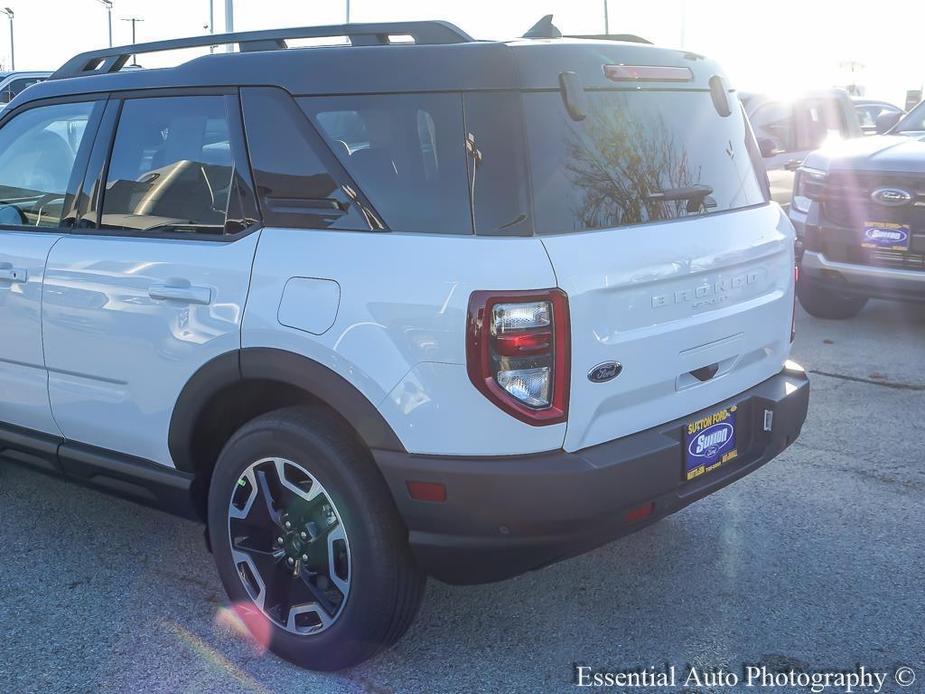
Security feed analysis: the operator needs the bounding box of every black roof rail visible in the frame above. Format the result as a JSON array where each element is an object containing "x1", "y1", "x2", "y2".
[
  {"x1": 567, "y1": 33, "x2": 653, "y2": 45},
  {"x1": 51, "y1": 21, "x2": 474, "y2": 80}
]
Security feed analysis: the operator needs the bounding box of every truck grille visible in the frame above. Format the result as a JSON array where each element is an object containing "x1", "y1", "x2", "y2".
[{"x1": 821, "y1": 172, "x2": 925, "y2": 272}]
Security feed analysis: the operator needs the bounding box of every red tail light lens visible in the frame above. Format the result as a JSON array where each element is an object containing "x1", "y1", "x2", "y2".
[{"x1": 466, "y1": 289, "x2": 570, "y2": 426}]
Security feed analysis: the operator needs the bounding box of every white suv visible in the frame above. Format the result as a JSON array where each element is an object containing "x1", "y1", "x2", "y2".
[{"x1": 0, "y1": 20, "x2": 809, "y2": 670}]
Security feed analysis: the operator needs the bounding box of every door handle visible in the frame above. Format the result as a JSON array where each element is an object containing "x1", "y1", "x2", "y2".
[
  {"x1": 147, "y1": 283, "x2": 212, "y2": 305},
  {"x1": 0, "y1": 267, "x2": 27, "y2": 283}
]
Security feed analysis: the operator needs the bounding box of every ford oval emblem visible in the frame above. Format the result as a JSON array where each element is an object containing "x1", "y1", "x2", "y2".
[
  {"x1": 871, "y1": 187, "x2": 913, "y2": 207},
  {"x1": 588, "y1": 361, "x2": 622, "y2": 383}
]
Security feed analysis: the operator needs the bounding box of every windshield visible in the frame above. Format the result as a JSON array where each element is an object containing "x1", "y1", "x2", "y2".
[
  {"x1": 523, "y1": 90, "x2": 768, "y2": 234},
  {"x1": 896, "y1": 101, "x2": 925, "y2": 132}
]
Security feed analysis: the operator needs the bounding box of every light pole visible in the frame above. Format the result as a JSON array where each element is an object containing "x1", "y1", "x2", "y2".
[
  {"x1": 121, "y1": 16, "x2": 143, "y2": 65},
  {"x1": 1, "y1": 8, "x2": 13, "y2": 71},
  {"x1": 207, "y1": 0, "x2": 214, "y2": 53},
  {"x1": 346, "y1": 0, "x2": 350, "y2": 23},
  {"x1": 224, "y1": 0, "x2": 233, "y2": 52},
  {"x1": 679, "y1": 0, "x2": 687, "y2": 48},
  {"x1": 603, "y1": 0, "x2": 609, "y2": 34},
  {"x1": 97, "y1": 0, "x2": 113, "y2": 48}
]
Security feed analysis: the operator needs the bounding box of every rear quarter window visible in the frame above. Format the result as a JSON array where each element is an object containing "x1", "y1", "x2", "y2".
[
  {"x1": 301, "y1": 93, "x2": 472, "y2": 234},
  {"x1": 524, "y1": 90, "x2": 769, "y2": 234}
]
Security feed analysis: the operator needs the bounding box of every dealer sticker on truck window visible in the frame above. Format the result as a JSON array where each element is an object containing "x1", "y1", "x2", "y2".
[
  {"x1": 684, "y1": 406, "x2": 738, "y2": 481},
  {"x1": 862, "y1": 222, "x2": 911, "y2": 251}
]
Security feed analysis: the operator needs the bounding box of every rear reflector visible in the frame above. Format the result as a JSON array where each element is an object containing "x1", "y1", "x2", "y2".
[
  {"x1": 624, "y1": 502, "x2": 655, "y2": 523},
  {"x1": 407, "y1": 481, "x2": 446, "y2": 503},
  {"x1": 603, "y1": 64, "x2": 693, "y2": 82}
]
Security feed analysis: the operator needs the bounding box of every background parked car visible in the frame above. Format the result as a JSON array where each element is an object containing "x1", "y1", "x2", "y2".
[
  {"x1": 0, "y1": 71, "x2": 51, "y2": 110},
  {"x1": 789, "y1": 98, "x2": 925, "y2": 318},
  {"x1": 741, "y1": 89, "x2": 863, "y2": 206},
  {"x1": 853, "y1": 98, "x2": 904, "y2": 135}
]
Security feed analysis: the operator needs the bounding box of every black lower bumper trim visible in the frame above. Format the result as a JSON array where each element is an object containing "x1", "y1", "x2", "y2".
[
  {"x1": 374, "y1": 368, "x2": 810, "y2": 585},
  {"x1": 800, "y1": 269, "x2": 925, "y2": 303}
]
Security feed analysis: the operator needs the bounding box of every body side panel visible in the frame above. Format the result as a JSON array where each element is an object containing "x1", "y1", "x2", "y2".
[{"x1": 242, "y1": 228, "x2": 565, "y2": 456}]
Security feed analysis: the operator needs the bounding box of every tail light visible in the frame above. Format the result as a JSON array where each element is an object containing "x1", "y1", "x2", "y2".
[
  {"x1": 466, "y1": 289, "x2": 569, "y2": 425},
  {"x1": 791, "y1": 265, "x2": 799, "y2": 343}
]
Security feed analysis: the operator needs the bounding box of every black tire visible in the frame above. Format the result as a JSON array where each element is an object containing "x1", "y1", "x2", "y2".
[
  {"x1": 207, "y1": 405, "x2": 425, "y2": 670},
  {"x1": 797, "y1": 279, "x2": 867, "y2": 319}
]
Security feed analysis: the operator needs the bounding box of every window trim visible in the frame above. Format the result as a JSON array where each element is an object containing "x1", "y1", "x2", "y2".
[
  {"x1": 0, "y1": 95, "x2": 107, "y2": 234},
  {"x1": 70, "y1": 87, "x2": 263, "y2": 243}
]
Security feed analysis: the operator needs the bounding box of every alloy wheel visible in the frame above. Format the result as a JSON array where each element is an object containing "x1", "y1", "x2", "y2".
[{"x1": 227, "y1": 457, "x2": 351, "y2": 635}]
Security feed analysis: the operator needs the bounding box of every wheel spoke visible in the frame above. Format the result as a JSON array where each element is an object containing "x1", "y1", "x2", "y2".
[
  {"x1": 327, "y1": 522, "x2": 350, "y2": 598},
  {"x1": 231, "y1": 548, "x2": 278, "y2": 611},
  {"x1": 253, "y1": 466, "x2": 285, "y2": 525},
  {"x1": 230, "y1": 522, "x2": 279, "y2": 554}
]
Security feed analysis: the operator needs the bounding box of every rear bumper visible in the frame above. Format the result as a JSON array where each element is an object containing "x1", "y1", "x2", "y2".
[
  {"x1": 801, "y1": 250, "x2": 925, "y2": 303},
  {"x1": 374, "y1": 366, "x2": 809, "y2": 584}
]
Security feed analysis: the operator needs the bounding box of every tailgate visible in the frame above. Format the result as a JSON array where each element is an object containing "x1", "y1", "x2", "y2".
[{"x1": 543, "y1": 204, "x2": 795, "y2": 452}]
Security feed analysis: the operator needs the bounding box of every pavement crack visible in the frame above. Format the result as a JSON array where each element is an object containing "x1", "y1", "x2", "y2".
[{"x1": 808, "y1": 369, "x2": 925, "y2": 391}]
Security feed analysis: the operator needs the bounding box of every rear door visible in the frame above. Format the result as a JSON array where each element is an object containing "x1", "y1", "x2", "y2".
[
  {"x1": 42, "y1": 92, "x2": 260, "y2": 466},
  {"x1": 0, "y1": 99, "x2": 101, "y2": 435},
  {"x1": 523, "y1": 88, "x2": 795, "y2": 452}
]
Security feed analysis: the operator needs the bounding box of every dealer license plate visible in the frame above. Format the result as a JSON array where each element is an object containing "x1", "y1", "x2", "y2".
[
  {"x1": 862, "y1": 221, "x2": 911, "y2": 251},
  {"x1": 684, "y1": 406, "x2": 739, "y2": 481}
]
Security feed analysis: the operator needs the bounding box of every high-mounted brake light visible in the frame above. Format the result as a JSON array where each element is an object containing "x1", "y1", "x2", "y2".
[
  {"x1": 603, "y1": 64, "x2": 693, "y2": 82},
  {"x1": 466, "y1": 289, "x2": 570, "y2": 425}
]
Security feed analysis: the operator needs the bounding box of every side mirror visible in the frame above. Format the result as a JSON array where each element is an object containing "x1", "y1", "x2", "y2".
[
  {"x1": 757, "y1": 137, "x2": 781, "y2": 158},
  {"x1": 875, "y1": 111, "x2": 902, "y2": 134}
]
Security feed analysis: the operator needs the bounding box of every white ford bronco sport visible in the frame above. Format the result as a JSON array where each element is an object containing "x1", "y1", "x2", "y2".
[{"x1": 0, "y1": 18, "x2": 809, "y2": 670}]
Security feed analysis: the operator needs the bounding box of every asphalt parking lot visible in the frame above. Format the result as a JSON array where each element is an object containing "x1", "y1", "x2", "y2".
[{"x1": 1, "y1": 300, "x2": 923, "y2": 694}]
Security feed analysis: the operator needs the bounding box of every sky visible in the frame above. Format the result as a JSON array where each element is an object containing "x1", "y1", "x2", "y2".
[{"x1": 4, "y1": 0, "x2": 923, "y2": 105}]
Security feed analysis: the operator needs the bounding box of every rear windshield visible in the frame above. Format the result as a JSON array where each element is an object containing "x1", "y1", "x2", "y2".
[{"x1": 524, "y1": 90, "x2": 768, "y2": 234}]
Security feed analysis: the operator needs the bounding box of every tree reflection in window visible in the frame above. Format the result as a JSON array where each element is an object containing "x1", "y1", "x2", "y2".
[{"x1": 563, "y1": 101, "x2": 699, "y2": 229}]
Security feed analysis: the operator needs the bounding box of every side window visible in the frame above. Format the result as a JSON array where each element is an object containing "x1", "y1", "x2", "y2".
[
  {"x1": 796, "y1": 98, "x2": 845, "y2": 150},
  {"x1": 240, "y1": 87, "x2": 377, "y2": 231},
  {"x1": 856, "y1": 106, "x2": 877, "y2": 129},
  {"x1": 301, "y1": 93, "x2": 472, "y2": 234},
  {"x1": 0, "y1": 101, "x2": 97, "y2": 228},
  {"x1": 101, "y1": 95, "x2": 254, "y2": 236},
  {"x1": 751, "y1": 102, "x2": 795, "y2": 153}
]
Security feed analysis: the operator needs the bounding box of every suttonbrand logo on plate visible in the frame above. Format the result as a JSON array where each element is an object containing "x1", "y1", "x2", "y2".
[{"x1": 688, "y1": 422, "x2": 734, "y2": 459}]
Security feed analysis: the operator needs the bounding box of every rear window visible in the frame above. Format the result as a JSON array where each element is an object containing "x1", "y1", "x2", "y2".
[{"x1": 524, "y1": 90, "x2": 768, "y2": 234}]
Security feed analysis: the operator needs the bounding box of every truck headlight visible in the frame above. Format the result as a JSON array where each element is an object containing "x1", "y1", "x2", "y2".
[{"x1": 792, "y1": 167, "x2": 826, "y2": 213}]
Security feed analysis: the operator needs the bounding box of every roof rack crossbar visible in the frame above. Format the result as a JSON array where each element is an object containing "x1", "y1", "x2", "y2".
[{"x1": 51, "y1": 21, "x2": 474, "y2": 80}]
